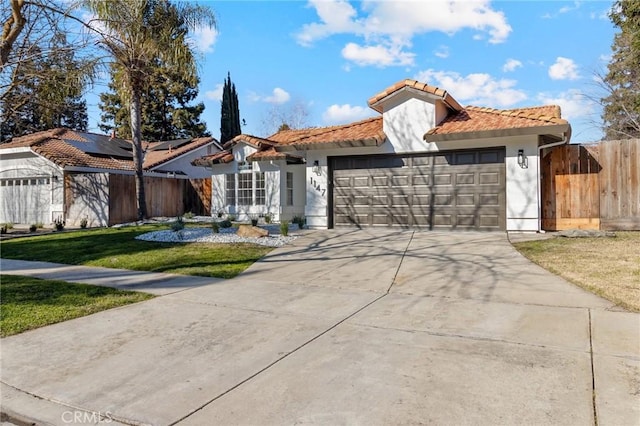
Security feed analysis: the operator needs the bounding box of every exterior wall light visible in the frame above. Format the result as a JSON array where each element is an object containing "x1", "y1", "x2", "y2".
[
  {"x1": 517, "y1": 149, "x2": 528, "y2": 169},
  {"x1": 312, "y1": 160, "x2": 321, "y2": 176}
]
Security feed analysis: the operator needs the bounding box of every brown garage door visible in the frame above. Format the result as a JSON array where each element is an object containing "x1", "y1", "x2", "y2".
[{"x1": 330, "y1": 148, "x2": 506, "y2": 230}]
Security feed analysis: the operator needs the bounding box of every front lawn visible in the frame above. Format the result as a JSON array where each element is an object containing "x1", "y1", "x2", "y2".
[
  {"x1": 0, "y1": 275, "x2": 154, "y2": 337},
  {"x1": 0, "y1": 225, "x2": 272, "y2": 278},
  {"x1": 513, "y1": 231, "x2": 640, "y2": 312}
]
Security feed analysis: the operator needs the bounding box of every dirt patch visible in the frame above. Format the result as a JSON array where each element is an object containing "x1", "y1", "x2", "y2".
[{"x1": 513, "y1": 231, "x2": 640, "y2": 312}]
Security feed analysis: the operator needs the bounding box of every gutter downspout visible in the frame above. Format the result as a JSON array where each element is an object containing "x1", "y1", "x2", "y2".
[{"x1": 537, "y1": 131, "x2": 571, "y2": 232}]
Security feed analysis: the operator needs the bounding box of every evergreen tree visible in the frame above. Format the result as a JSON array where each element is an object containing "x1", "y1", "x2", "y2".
[
  {"x1": 220, "y1": 72, "x2": 241, "y2": 143},
  {"x1": 99, "y1": 60, "x2": 210, "y2": 141},
  {"x1": 602, "y1": 0, "x2": 640, "y2": 139},
  {"x1": 1, "y1": 34, "x2": 88, "y2": 141}
]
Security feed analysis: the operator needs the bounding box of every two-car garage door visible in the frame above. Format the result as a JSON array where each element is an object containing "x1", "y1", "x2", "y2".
[{"x1": 330, "y1": 148, "x2": 506, "y2": 230}]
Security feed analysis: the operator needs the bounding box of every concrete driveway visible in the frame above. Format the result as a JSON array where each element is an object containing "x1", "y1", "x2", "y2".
[{"x1": 1, "y1": 230, "x2": 638, "y2": 425}]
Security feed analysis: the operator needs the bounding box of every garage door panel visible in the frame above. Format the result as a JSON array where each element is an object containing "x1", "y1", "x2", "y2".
[{"x1": 331, "y1": 148, "x2": 505, "y2": 230}]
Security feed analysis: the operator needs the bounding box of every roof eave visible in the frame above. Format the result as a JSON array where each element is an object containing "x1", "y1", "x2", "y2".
[
  {"x1": 423, "y1": 124, "x2": 571, "y2": 142},
  {"x1": 0, "y1": 147, "x2": 34, "y2": 154},
  {"x1": 369, "y1": 87, "x2": 462, "y2": 114},
  {"x1": 146, "y1": 139, "x2": 218, "y2": 171},
  {"x1": 275, "y1": 137, "x2": 386, "y2": 152}
]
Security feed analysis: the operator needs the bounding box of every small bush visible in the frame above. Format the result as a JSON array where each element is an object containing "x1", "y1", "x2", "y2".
[
  {"x1": 219, "y1": 219, "x2": 232, "y2": 228},
  {"x1": 184, "y1": 211, "x2": 194, "y2": 219},
  {"x1": 35, "y1": 222, "x2": 44, "y2": 229},
  {"x1": 292, "y1": 215, "x2": 305, "y2": 229},
  {"x1": 280, "y1": 221, "x2": 289, "y2": 236},
  {"x1": 171, "y1": 216, "x2": 185, "y2": 232},
  {"x1": 5, "y1": 222, "x2": 14, "y2": 230},
  {"x1": 217, "y1": 211, "x2": 224, "y2": 218},
  {"x1": 211, "y1": 221, "x2": 220, "y2": 233},
  {"x1": 263, "y1": 213, "x2": 272, "y2": 224},
  {"x1": 80, "y1": 217, "x2": 88, "y2": 229},
  {"x1": 1, "y1": 224, "x2": 8, "y2": 234},
  {"x1": 53, "y1": 217, "x2": 65, "y2": 231},
  {"x1": 29, "y1": 224, "x2": 37, "y2": 232},
  {"x1": 227, "y1": 214, "x2": 236, "y2": 222}
]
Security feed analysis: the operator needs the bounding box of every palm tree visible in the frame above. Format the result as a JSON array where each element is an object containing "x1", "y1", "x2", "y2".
[{"x1": 84, "y1": 0, "x2": 216, "y2": 220}]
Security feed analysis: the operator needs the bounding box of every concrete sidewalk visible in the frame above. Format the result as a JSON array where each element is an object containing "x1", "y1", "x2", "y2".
[
  {"x1": 0, "y1": 259, "x2": 221, "y2": 295},
  {"x1": 1, "y1": 230, "x2": 639, "y2": 425}
]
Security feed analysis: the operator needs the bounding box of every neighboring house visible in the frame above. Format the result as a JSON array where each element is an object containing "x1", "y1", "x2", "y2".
[
  {"x1": 193, "y1": 79, "x2": 571, "y2": 231},
  {"x1": 0, "y1": 128, "x2": 221, "y2": 226}
]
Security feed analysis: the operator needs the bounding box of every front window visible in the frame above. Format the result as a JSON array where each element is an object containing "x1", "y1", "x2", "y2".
[
  {"x1": 286, "y1": 172, "x2": 294, "y2": 206},
  {"x1": 255, "y1": 172, "x2": 265, "y2": 205},
  {"x1": 225, "y1": 175, "x2": 235, "y2": 205},
  {"x1": 237, "y1": 173, "x2": 253, "y2": 206}
]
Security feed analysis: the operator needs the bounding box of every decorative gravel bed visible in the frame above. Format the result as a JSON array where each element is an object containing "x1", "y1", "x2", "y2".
[{"x1": 135, "y1": 225, "x2": 300, "y2": 247}]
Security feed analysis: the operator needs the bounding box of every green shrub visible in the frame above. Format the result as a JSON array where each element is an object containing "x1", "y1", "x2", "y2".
[
  {"x1": 53, "y1": 217, "x2": 65, "y2": 231},
  {"x1": 227, "y1": 215, "x2": 236, "y2": 222},
  {"x1": 211, "y1": 221, "x2": 220, "y2": 233},
  {"x1": 280, "y1": 221, "x2": 289, "y2": 236},
  {"x1": 171, "y1": 216, "x2": 185, "y2": 232},
  {"x1": 219, "y1": 219, "x2": 232, "y2": 228},
  {"x1": 5, "y1": 222, "x2": 14, "y2": 230},
  {"x1": 80, "y1": 218, "x2": 88, "y2": 229},
  {"x1": 0, "y1": 224, "x2": 6, "y2": 234},
  {"x1": 29, "y1": 224, "x2": 37, "y2": 232},
  {"x1": 184, "y1": 211, "x2": 194, "y2": 219},
  {"x1": 292, "y1": 215, "x2": 305, "y2": 229},
  {"x1": 35, "y1": 222, "x2": 44, "y2": 229}
]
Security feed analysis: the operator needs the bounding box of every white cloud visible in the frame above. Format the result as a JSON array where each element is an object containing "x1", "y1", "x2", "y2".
[
  {"x1": 296, "y1": 0, "x2": 511, "y2": 67},
  {"x1": 205, "y1": 83, "x2": 224, "y2": 101},
  {"x1": 341, "y1": 42, "x2": 415, "y2": 67},
  {"x1": 249, "y1": 88, "x2": 291, "y2": 105},
  {"x1": 188, "y1": 26, "x2": 218, "y2": 54},
  {"x1": 548, "y1": 57, "x2": 580, "y2": 80},
  {"x1": 322, "y1": 104, "x2": 373, "y2": 124},
  {"x1": 536, "y1": 89, "x2": 593, "y2": 120},
  {"x1": 434, "y1": 45, "x2": 449, "y2": 59},
  {"x1": 542, "y1": 1, "x2": 580, "y2": 19},
  {"x1": 502, "y1": 58, "x2": 522, "y2": 72},
  {"x1": 415, "y1": 69, "x2": 527, "y2": 107}
]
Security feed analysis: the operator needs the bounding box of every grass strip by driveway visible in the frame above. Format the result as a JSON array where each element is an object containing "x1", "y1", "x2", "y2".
[
  {"x1": 0, "y1": 225, "x2": 272, "y2": 279},
  {"x1": 0, "y1": 275, "x2": 154, "y2": 337},
  {"x1": 513, "y1": 231, "x2": 640, "y2": 312}
]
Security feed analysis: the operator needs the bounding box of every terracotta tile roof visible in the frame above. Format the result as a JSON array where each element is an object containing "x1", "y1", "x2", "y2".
[
  {"x1": 246, "y1": 148, "x2": 304, "y2": 163},
  {"x1": 368, "y1": 79, "x2": 463, "y2": 113},
  {"x1": 425, "y1": 105, "x2": 569, "y2": 139},
  {"x1": 1, "y1": 128, "x2": 218, "y2": 172},
  {"x1": 223, "y1": 134, "x2": 276, "y2": 150},
  {"x1": 269, "y1": 117, "x2": 385, "y2": 150},
  {"x1": 191, "y1": 151, "x2": 234, "y2": 166}
]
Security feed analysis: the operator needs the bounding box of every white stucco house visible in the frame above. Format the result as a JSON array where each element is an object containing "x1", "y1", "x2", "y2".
[
  {"x1": 193, "y1": 79, "x2": 571, "y2": 231},
  {"x1": 0, "y1": 129, "x2": 221, "y2": 226}
]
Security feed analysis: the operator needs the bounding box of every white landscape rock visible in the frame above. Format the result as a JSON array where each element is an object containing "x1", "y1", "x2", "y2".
[{"x1": 135, "y1": 226, "x2": 299, "y2": 248}]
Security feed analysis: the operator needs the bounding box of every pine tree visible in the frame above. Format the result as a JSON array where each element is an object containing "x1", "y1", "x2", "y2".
[
  {"x1": 602, "y1": 0, "x2": 640, "y2": 139},
  {"x1": 220, "y1": 72, "x2": 241, "y2": 144}
]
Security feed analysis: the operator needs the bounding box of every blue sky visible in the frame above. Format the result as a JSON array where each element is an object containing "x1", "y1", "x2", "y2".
[{"x1": 84, "y1": 0, "x2": 617, "y2": 143}]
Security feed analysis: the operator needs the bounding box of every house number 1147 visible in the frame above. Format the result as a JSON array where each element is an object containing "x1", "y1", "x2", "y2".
[{"x1": 309, "y1": 177, "x2": 326, "y2": 196}]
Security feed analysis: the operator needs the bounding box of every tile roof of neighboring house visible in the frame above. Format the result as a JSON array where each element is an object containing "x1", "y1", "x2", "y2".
[
  {"x1": 1, "y1": 128, "x2": 218, "y2": 172},
  {"x1": 223, "y1": 134, "x2": 276, "y2": 150},
  {"x1": 270, "y1": 117, "x2": 385, "y2": 151},
  {"x1": 424, "y1": 105, "x2": 569, "y2": 140},
  {"x1": 144, "y1": 136, "x2": 216, "y2": 169},
  {"x1": 368, "y1": 79, "x2": 463, "y2": 113}
]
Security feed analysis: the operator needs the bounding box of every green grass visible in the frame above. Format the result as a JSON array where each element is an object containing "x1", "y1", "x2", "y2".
[
  {"x1": 1, "y1": 275, "x2": 154, "y2": 337},
  {"x1": 0, "y1": 224, "x2": 273, "y2": 279}
]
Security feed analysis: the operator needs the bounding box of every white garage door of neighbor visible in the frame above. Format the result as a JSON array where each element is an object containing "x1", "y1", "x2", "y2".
[{"x1": 0, "y1": 177, "x2": 51, "y2": 224}]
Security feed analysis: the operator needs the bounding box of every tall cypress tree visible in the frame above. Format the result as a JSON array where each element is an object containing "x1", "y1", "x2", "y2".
[{"x1": 220, "y1": 72, "x2": 241, "y2": 144}]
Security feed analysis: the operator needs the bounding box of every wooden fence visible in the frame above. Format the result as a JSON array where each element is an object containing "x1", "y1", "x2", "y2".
[
  {"x1": 108, "y1": 175, "x2": 211, "y2": 225},
  {"x1": 541, "y1": 139, "x2": 640, "y2": 231}
]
